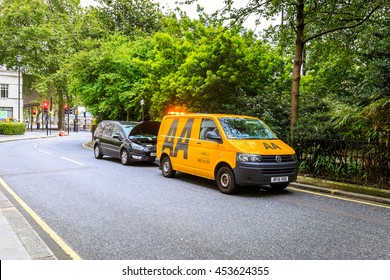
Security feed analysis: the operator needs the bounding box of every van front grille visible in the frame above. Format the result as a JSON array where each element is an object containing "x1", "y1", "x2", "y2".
[{"x1": 262, "y1": 155, "x2": 295, "y2": 163}]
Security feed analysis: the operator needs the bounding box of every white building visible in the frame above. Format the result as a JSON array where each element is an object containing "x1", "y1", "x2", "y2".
[{"x1": 0, "y1": 66, "x2": 23, "y2": 122}]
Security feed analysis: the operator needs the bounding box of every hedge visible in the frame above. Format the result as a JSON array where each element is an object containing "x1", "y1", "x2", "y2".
[{"x1": 0, "y1": 122, "x2": 26, "y2": 135}]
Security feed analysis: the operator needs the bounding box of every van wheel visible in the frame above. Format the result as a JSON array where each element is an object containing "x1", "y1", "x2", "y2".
[
  {"x1": 216, "y1": 166, "x2": 238, "y2": 194},
  {"x1": 94, "y1": 144, "x2": 103, "y2": 159},
  {"x1": 270, "y1": 183, "x2": 289, "y2": 191},
  {"x1": 120, "y1": 149, "x2": 131, "y2": 165},
  {"x1": 161, "y1": 156, "x2": 176, "y2": 178}
]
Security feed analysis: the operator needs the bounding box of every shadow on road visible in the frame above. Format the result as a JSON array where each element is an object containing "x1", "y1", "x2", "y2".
[{"x1": 172, "y1": 172, "x2": 292, "y2": 198}]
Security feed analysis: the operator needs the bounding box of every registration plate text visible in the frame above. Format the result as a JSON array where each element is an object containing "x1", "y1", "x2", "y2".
[{"x1": 271, "y1": 176, "x2": 288, "y2": 183}]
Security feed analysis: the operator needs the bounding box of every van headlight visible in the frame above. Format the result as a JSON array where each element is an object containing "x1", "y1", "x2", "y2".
[
  {"x1": 237, "y1": 153, "x2": 262, "y2": 162},
  {"x1": 131, "y1": 143, "x2": 148, "y2": 152}
]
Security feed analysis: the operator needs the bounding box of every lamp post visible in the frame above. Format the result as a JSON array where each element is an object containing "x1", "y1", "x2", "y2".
[{"x1": 16, "y1": 54, "x2": 22, "y2": 122}]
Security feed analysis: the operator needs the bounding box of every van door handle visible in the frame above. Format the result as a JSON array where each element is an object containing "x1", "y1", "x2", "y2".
[{"x1": 196, "y1": 141, "x2": 201, "y2": 144}]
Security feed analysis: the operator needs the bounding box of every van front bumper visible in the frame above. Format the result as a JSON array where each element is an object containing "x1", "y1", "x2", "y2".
[{"x1": 233, "y1": 161, "x2": 298, "y2": 186}]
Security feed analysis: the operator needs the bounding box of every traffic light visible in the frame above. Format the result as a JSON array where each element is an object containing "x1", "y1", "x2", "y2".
[
  {"x1": 64, "y1": 105, "x2": 68, "y2": 114},
  {"x1": 32, "y1": 108, "x2": 36, "y2": 115},
  {"x1": 43, "y1": 101, "x2": 48, "y2": 113}
]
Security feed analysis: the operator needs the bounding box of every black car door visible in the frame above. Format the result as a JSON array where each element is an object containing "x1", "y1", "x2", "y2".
[
  {"x1": 100, "y1": 123, "x2": 113, "y2": 155},
  {"x1": 107, "y1": 124, "x2": 125, "y2": 158}
]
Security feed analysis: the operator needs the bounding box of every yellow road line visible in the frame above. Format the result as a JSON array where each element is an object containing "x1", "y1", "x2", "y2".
[
  {"x1": 289, "y1": 186, "x2": 390, "y2": 210},
  {"x1": 0, "y1": 177, "x2": 81, "y2": 260}
]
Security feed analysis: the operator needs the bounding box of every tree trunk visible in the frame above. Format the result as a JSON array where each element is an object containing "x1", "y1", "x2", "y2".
[{"x1": 290, "y1": 0, "x2": 305, "y2": 144}]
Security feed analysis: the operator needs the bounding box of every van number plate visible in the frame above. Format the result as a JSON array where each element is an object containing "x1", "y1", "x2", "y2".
[{"x1": 271, "y1": 176, "x2": 288, "y2": 183}]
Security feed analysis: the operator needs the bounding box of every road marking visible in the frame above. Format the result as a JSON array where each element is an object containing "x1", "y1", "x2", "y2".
[
  {"x1": 34, "y1": 144, "x2": 84, "y2": 165},
  {"x1": 0, "y1": 177, "x2": 82, "y2": 260},
  {"x1": 37, "y1": 149, "x2": 53, "y2": 155},
  {"x1": 60, "y1": 157, "x2": 84, "y2": 166},
  {"x1": 289, "y1": 186, "x2": 390, "y2": 210}
]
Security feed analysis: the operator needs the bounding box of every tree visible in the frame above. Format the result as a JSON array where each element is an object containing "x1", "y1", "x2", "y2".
[
  {"x1": 213, "y1": 0, "x2": 387, "y2": 142},
  {"x1": 93, "y1": 0, "x2": 163, "y2": 36},
  {"x1": 0, "y1": 0, "x2": 81, "y2": 130},
  {"x1": 293, "y1": 3, "x2": 390, "y2": 141},
  {"x1": 145, "y1": 17, "x2": 291, "y2": 132},
  {"x1": 67, "y1": 34, "x2": 154, "y2": 121}
]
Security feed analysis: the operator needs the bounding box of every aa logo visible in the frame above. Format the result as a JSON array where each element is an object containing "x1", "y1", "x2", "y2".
[
  {"x1": 263, "y1": 142, "x2": 282, "y2": 150},
  {"x1": 161, "y1": 118, "x2": 194, "y2": 159}
]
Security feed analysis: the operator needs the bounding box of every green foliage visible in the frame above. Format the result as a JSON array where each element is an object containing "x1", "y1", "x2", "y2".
[
  {"x1": 0, "y1": 123, "x2": 26, "y2": 135},
  {"x1": 67, "y1": 17, "x2": 292, "y2": 133},
  {"x1": 2, "y1": 0, "x2": 389, "y2": 142},
  {"x1": 94, "y1": 0, "x2": 163, "y2": 36},
  {"x1": 144, "y1": 19, "x2": 292, "y2": 133},
  {"x1": 0, "y1": 0, "x2": 82, "y2": 129},
  {"x1": 296, "y1": 7, "x2": 390, "y2": 141},
  {"x1": 68, "y1": 34, "x2": 154, "y2": 121}
]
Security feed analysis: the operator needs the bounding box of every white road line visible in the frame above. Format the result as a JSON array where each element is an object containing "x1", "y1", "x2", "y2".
[
  {"x1": 37, "y1": 149, "x2": 53, "y2": 155},
  {"x1": 60, "y1": 156, "x2": 85, "y2": 166}
]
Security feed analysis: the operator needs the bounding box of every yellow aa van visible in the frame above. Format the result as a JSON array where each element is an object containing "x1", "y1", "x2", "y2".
[{"x1": 155, "y1": 114, "x2": 298, "y2": 194}]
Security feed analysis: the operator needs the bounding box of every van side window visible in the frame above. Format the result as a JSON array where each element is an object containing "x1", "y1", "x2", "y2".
[{"x1": 199, "y1": 119, "x2": 219, "y2": 140}]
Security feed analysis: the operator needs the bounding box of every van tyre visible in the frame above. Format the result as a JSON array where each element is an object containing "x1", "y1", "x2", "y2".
[
  {"x1": 120, "y1": 149, "x2": 131, "y2": 165},
  {"x1": 94, "y1": 144, "x2": 103, "y2": 159},
  {"x1": 161, "y1": 156, "x2": 176, "y2": 178},
  {"x1": 216, "y1": 166, "x2": 238, "y2": 194},
  {"x1": 270, "y1": 183, "x2": 289, "y2": 191}
]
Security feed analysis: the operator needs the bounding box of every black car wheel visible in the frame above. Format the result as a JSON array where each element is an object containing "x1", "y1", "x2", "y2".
[
  {"x1": 216, "y1": 166, "x2": 238, "y2": 194},
  {"x1": 161, "y1": 156, "x2": 176, "y2": 178},
  {"x1": 94, "y1": 144, "x2": 103, "y2": 159},
  {"x1": 120, "y1": 149, "x2": 131, "y2": 165}
]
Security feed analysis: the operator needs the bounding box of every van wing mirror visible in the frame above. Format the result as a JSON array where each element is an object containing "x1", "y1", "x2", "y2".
[{"x1": 206, "y1": 131, "x2": 222, "y2": 142}]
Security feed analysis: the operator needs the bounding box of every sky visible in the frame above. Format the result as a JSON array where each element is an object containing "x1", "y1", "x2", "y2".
[{"x1": 79, "y1": 0, "x2": 277, "y2": 31}]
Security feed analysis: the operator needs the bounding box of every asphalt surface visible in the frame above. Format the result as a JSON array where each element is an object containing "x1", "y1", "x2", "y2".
[{"x1": 0, "y1": 131, "x2": 389, "y2": 260}]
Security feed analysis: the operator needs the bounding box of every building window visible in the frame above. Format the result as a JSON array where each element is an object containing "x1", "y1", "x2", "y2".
[{"x1": 0, "y1": 84, "x2": 9, "y2": 98}]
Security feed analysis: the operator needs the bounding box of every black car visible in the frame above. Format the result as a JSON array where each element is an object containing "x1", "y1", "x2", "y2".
[{"x1": 93, "y1": 120, "x2": 161, "y2": 165}]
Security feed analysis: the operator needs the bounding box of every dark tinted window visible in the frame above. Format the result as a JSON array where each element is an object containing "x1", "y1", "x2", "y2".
[
  {"x1": 102, "y1": 123, "x2": 113, "y2": 136},
  {"x1": 112, "y1": 124, "x2": 124, "y2": 138},
  {"x1": 94, "y1": 122, "x2": 104, "y2": 135}
]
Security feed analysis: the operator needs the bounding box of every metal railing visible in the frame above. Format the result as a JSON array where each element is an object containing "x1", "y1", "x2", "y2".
[{"x1": 293, "y1": 138, "x2": 390, "y2": 189}]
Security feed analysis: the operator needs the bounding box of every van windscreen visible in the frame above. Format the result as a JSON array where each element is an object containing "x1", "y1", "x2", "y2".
[{"x1": 218, "y1": 117, "x2": 277, "y2": 140}]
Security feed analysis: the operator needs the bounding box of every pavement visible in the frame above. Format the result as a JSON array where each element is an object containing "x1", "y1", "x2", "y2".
[{"x1": 0, "y1": 130, "x2": 389, "y2": 260}]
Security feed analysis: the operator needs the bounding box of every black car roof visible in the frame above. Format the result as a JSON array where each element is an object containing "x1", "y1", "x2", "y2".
[{"x1": 101, "y1": 120, "x2": 139, "y2": 126}]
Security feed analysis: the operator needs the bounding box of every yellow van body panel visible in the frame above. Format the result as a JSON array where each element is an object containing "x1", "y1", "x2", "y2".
[{"x1": 229, "y1": 139, "x2": 295, "y2": 155}]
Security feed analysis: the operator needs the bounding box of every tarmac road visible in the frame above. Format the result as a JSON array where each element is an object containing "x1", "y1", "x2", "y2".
[{"x1": 0, "y1": 132, "x2": 389, "y2": 260}]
